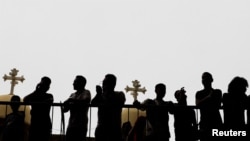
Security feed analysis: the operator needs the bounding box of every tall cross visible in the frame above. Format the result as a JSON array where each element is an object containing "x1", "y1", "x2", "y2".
[
  {"x1": 3, "y1": 68, "x2": 25, "y2": 95},
  {"x1": 125, "y1": 80, "x2": 146, "y2": 101}
]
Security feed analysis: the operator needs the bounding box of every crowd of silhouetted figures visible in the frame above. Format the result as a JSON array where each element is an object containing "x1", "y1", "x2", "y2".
[{"x1": 1, "y1": 72, "x2": 250, "y2": 141}]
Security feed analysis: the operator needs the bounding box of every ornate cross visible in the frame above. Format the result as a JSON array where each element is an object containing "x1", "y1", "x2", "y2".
[
  {"x1": 3, "y1": 68, "x2": 25, "y2": 95},
  {"x1": 125, "y1": 80, "x2": 146, "y2": 101}
]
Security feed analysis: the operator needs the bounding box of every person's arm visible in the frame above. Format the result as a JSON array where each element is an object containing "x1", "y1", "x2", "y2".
[
  {"x1": 213, "y1": 89, "x2": 222, "y2": 109},
  {"x1": 23, "y1": 93, "x2": 33, "y2": 103},
  {"x1": 133, "y1": 99, "x2": 148, "y2": 111},
  {"x1": 168, "y1": 101, "x2": 174, "y2": 114},
  {"x1": 91, "y1": 85, "x2": 103, "y2": 106},
  {"x1": 191, "y1": 109, "x2": 198, "y2": 129},
  {"x1": 46, "y1": 94, "x2": 54, "y2": 104},
  {"x1": 117, "y1": 91, "x2": 126, "y2": 106},
  {"x1": 23, "y1": 84, "x2": 40, "y2": 103},
  {"x1": 247, "y1": 96, "x2": 250, "y2": 127},
  {"x1": 63, "y1": 97, "x2": 72, "y2": 113}
]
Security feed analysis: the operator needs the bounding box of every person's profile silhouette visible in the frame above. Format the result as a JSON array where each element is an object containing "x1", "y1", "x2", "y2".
[
  {"x1": 195, "y1": 72, "x2": 222, "y2": 141},
  {"x1": 173, "y1": 87, "x2": 198, "y2": 141},
  {"x1": 92, "y1": 74, "x2": 126, "y2": 141},
  {"x1": 133, "y1": 83, "x2": 174, "y2": 141},
  {"x1": 23, "y1": 76, "x2": 53, "y2": 141},
  {"x1": 63, "y1": 75, "x2": 91, "y2": 141},
  {"x1": 223, "y1": 76, "x2": 248, "y2": 131}
]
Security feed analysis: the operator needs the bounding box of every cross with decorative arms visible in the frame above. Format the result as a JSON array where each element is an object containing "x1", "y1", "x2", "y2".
[
  {"x1": 3, "y1": 68, "x2": 25, "y2": 95},
  {"x1": 125, "y1": 80, "x2": 146, "y2": 101}
]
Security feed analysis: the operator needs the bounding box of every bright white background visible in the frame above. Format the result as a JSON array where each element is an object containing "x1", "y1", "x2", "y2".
[{"x1": 1, "y1": 0, "x2": 250, "y2": 140}]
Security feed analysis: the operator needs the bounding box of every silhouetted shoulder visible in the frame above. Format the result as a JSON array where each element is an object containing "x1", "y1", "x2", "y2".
[
  {"x1": 116, "y1": 91, "x2": 125, "y2": 99},
  {"x1": 165, "y1": 101, "x2": 174, "y2": 113},
  {"x1": 113, "y1": 91, "x2": 126, "y2": 105},
  {"x1": 166, "y1": 101, "x2": 174, "y2": 105},
  {"x1": 23, "y1": 92, "x2": 35, "y2": 102},
  {"x1": 116, "y1": 91, "x2": 125, "y2": 96},
  {"x1": 212, "y1": 89, "x2": 222, "y2": 97},
  {"x1": 85, "y1": 89, "x2": 91, "y2": 95},
  {"x1": 80, "y1": 89, "x2": 91, "y2": 101},
  {"x1": 46, "y1": 93, "x2": 53, "y2": 98},
  {"x1": 213, "y1": 89, "x2": 222, "y2": 94},
  {"x1": 214, "y1": 89, "x2": 222, "y2": 92},
  {"x1": 44, "y1": 93, "x2": 54, "y2": 103},
  {"x1": 247, "y1": 95, "x2": 250, "y2": 109},
  {"x1": 142, "y1": 99, "x2": 155, "y2": 106},
  {"x1": 222, "y1": 93, "x2": 230, "y2": 99},
  {"x1": 195, "y1": 90, "x2": 204, "y2": 98},
  {"x1": 248, "y1": 95, "x2": 250, "y2": 102}
]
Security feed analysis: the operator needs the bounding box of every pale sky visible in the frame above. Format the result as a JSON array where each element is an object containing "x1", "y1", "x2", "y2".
[{"x1": 1, "y1": 0, "x2": 250, "y2": 139}]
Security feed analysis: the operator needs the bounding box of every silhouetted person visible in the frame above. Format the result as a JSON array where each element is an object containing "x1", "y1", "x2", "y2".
[
  {"x1": 173, "y1": 87, "x2": 198, "y2": 141},
  {"x1": 63, "y1": 75, "x2": 91, "y2": 141},
  {"x1": 195, "y1": 72, "x2": 222, "y2": 141},
  {"x1": 24, "y1": 76, "x2": 53, "y2": 141},
  {"x1": 2, "y1": 95, "x2": 25, "y2": 141},
  {"x1": 133, "y1": 83, "x2": 174, "y2": 141},
  {"x1": 127, "y1": 116, "x2": 146, "y2": 141},
  {"x1": 247, "y1": 94, "x2": 250, "y2": 139},
  {"x1": 223, "y1": 77, "x2": 248, "y2": 132},
  {"x1": 91, "y1": 74, "x2": 126, "y2": 141},
  {"x1": 122, "y1": 121, "x2": 132, "y2": 141}
]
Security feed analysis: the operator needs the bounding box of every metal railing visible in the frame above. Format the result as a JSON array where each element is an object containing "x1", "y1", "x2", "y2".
[{"x1": 0, "y1": 101, "x2": 247, "y2": 141}]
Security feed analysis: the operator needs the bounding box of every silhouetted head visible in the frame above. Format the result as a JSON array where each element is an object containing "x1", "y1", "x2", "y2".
[
  {"x1": 10, "y1": 95, "x2": 21, "y2": 112},
  {"x1": 102, "y1": 74, "x2": 117, "y2": 92},
  {"x1": 73, "y1": 75, "x2": 87, "y2": 91},
  {"x1": 202, "y1": 72, "x2": 213, "y2": 88},
  {"x1": 155, "y1": 83, "x2": 166, "y2": 99},
  {"x1": 37, "y1": 76, "x2": 51, "y2": 93},
  {"x1": 174, "y1": 88, "x2": 187, "y2": 104},
  {"x1": 228, "y1": 76, "x2": 248, "y2": 95}
]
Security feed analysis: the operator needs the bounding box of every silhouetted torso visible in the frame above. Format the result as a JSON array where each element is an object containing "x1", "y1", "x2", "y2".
[
  {"x1": 223, "y1": 93, "x2": 247, "y2": 130},
  {"x1": 26, "y1": 93, "x2": 53, "y2": 128},
  {"x1": 2, "y1": 111, "x2": 25, "y2": 141},
  {"x1": 173, "y1": 105, "x2": 197, "y2": 141},
  {"x1": 142, "y1": 99, "x2": 173, "y2": 141},
  {"x1": 92, "y1": 74, "x2": 126, "y2": 141},
  {"x1": 24, "y1": 92, "x2": 53, "y2": 141},
  {"x1": 92, "y1": 91, "x2": 125, "y2": 141},
  {"x1": 64, "y1": 90, "x2": 91, "y2": 141},
  {"x1": 127, "y1": 116, "x2": 146, "y2": 141},
  {"x1": 196, "y1": 89, "x2": 222, "y2": 129},
  {"x1": 67, "y1": 90, "x2": 91, "y2": 128},
  {"x1": 173, "y1": 88, "x2": 198, "y2": 141},
  {"x1": 247, "y1": 96, "x2": 250, "y2": 139}
]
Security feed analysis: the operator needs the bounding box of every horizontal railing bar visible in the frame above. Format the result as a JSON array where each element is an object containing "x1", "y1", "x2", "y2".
[{"x1": 0, "y1": 101, "x2": 239, "y2": 109}]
